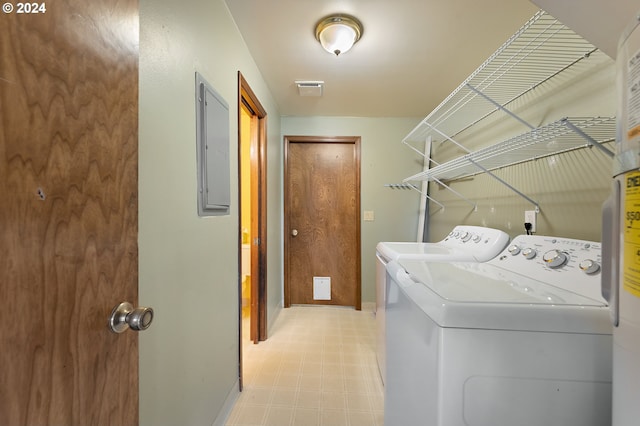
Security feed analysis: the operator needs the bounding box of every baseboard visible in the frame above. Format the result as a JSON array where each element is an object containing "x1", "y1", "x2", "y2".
[{"x1": 211, "y1": 379, "x2": 240, "y2": 426}]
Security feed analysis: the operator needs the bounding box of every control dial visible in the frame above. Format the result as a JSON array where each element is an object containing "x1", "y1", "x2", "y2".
[
  {"x1": 461, "y1": 232, "x2": 472, "y2": 242},
  {"x1": 522, "y1": 247, "x2": 536, "y2": 259},
  {"x1": 472, "y1": 234, "x2": 482, "y2": 243},
  {"x1": 507, "y1": 245, "x2": 521, "y2": 256},
  {"x1": 579, "y1": 259, "x2": 600, "y2": 274},
  {"x1": 542, "y1": 249, "x2": 569, "y2": 268}
]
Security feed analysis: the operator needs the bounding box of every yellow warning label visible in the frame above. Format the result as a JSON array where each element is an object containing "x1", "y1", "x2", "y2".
[
  {"x1": 623, "y1": 170, "x2": 640, "y2": 297},
  {"x1": 629, "y1": 125, "x2": 640, "y2": 140}
]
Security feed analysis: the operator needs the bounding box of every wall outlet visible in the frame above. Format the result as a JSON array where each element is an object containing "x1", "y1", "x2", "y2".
[{"x1": 525, "y1": 210, "x2": 537, "y2": 233}]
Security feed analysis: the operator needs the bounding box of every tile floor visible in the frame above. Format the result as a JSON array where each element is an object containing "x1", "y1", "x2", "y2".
[{"x1": 225, "y1": 304, "x2": 384, "y2": 426}]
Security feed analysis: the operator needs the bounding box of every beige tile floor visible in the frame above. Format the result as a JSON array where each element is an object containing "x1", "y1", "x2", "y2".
[{"x1": 225, "y1": 304, "x2": 384, "y2": 426}]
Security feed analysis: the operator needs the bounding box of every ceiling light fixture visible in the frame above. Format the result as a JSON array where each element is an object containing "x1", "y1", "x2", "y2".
[{"x1": 314, "y1": 14, "x2": 363, "y2": 56}]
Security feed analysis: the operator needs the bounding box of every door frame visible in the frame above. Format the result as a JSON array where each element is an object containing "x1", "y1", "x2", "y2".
[
  {"x1": 237, "y1": 72, "x2": 268, "y2": 362},
  {"x1": 283, "y1": 135, "x2": 362, "y2": 310}
]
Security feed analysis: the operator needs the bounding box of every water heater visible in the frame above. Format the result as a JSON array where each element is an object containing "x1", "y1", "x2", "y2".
[{"x1": 603, "y1": 13, "x2": 640, "y2": 426}]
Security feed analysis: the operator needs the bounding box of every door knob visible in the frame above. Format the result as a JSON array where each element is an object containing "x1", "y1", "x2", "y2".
[
  {"x1": 109, "y1": 302, "x2": 154, "y2": 333},
  {"x1": 291, "y1": 229, "x2": 298, "y2": 237}
]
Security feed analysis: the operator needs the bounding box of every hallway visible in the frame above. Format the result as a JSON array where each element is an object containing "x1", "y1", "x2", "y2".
[{"x1": 226, "y1": 304, "x2": 384, "y2": 425}]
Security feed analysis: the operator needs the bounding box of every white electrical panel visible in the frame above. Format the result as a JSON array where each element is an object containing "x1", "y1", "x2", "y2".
[{"x1": 195, "y1": 72, "x2": 230, "y2": 216}]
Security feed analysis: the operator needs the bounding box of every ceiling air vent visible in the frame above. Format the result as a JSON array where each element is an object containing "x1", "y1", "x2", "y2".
[{"x1": 295, "y1": 80, "x2": 324, "y2": 97}]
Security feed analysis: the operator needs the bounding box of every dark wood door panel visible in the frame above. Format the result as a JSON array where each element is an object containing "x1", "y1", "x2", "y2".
[
  {"x1": 285, "y1": 137, "x2": 361, "y2": 309},
  {"x1": 0, "y1": 1, "x2": 139, "y2": 424}
]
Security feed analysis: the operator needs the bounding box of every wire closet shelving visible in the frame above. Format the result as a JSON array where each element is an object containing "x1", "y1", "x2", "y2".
[{"x1": 400, "y1": 10, "x2": 615, "y2": 211}]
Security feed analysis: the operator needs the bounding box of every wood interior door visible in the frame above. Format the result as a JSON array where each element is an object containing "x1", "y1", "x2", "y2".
[
  {"x1": 0, "y1": 1, "x2": 140, "y2": 424},
  {"x1": 284, "y1": 136, "x2": 361, "y2": 309},
  {"x1": 238, "y1": 72, "x2": 268, "y2": 345}
]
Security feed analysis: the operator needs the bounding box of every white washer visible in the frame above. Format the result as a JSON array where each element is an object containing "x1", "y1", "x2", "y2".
[
  {"x1": 384, "y1": 235, "x2": 612, "y2": 426},
  {"x1": 375, "y1": 226, "x2": 509, "y2": 384}
]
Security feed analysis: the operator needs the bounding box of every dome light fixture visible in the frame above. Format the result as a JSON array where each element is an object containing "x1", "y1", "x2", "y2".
[{"x1": 315, "y1": 14, "x2": 363, "y2": 56}]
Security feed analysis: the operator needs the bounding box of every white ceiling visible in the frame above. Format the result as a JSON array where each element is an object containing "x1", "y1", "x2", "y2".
[
  {"x1": 224, "y1": 0, "x2": 638, "y2": 118},
  {"x1": 530, "y1": 0, "x2": 639, "y2": 59}
]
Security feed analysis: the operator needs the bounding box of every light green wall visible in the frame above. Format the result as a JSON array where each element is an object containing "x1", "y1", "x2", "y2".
[
  {"x1": 281, "y1": 117, "x2": 423, "y2": 303},
  {"x1": 138, "y1": 1, "x2": 282, "y2": 424}
]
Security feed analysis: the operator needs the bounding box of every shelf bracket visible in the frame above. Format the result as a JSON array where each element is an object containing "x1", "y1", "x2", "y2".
[
  {"x1": 430, "y1": 177, "x2": 477, "y2": 211},
  {"x1": 421, "y1": 121, "x2": 470, "y2": 153},
  {"x1": 402, "y1": 138, "x2": 428, "y2": 158},
  {"x1": 467, "y1": 159, "x2": 540, "y2": 211},
  {"x1": 562, "y1": 118, "x2": 615, "y2": 158},
  {"x1": 406, "y1": 183, "x2": 445, "y2": 210},
  {"x1": 466, "y1": 84, "x2": 536, "y2": 130},
  {"x1": 402, "y1": 139, "x2": 441, "y2": 168}
]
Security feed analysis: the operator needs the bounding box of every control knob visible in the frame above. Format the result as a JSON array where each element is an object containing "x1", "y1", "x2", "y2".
[
  {"x1": 579, "y1": 259, "x2": 600, "y2": 274},
  {"x1": 461, "y1": 232, "x2": 472, "y2": 242},
  {"x1": 522, "y1": 247, "x2": 537, "y2": 259},
  {"x1": 507, "y1": 245, "x2": 521, "y2": 256},
  {"x1": 472, "y1": 234, "x2": 482, "y2": 243},
  {"x1": 542, "y1": 249, "x2": 569, "y2": 268}
]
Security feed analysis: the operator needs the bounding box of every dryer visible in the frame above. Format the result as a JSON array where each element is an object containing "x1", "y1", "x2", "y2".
[
  {"x1": 375, "y1": 226, "x2": 509, "y2": 384},
  {"x1": 384, "y1": 235, "x2": 612, "y2": 426}
]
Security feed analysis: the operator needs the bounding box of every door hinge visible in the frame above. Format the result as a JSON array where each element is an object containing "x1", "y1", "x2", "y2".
[{"x1": 254, "y1": 237, "x2": 260, "y2": 245}]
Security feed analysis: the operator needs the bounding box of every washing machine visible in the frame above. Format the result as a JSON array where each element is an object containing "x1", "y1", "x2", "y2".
[
  {"x1": 375, "y1": 226, "x2": 509, "y2": 384},
  {"x1": 384, "y1": 235, "x2": 612, "y2": 426}
]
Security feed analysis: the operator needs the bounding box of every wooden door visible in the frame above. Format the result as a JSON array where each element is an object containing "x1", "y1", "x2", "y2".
[
  {"x1": 0, "y1": 1, "x2": 140, "y2": 425},
  {"x1": 284, "y1": 136, "x2": 361, "y2": 309},
  {"x1": 238, "y1": 72, "x2": 268, "y2": 345}
]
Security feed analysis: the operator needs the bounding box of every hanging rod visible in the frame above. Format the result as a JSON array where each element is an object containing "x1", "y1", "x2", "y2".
[
  {"x1": 384, "y1": 183, "x2": 445, "y2": 209},
  {"x1": 402, "y1": 176, "x2": 476, "y2": 210},
  {"x1": 384, "y1": 183, "x2": 414, "y2": 189}
]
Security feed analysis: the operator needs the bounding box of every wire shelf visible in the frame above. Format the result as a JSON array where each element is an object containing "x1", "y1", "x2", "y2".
[
  {"x1": 402, "y1": 10, "x2": 611, "y2": 146},
  {"x1": 404, "y1": 116, "x2": 615, "y2": 183}
]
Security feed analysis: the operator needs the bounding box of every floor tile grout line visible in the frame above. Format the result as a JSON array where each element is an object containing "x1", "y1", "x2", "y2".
[{"x1": 228, "y1": 305, "x2": 383, "y2": 426}]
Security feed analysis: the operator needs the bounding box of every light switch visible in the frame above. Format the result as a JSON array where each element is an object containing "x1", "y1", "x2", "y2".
[{"x1": 364, "y1": 210, "x2": 375, "y2": 221}]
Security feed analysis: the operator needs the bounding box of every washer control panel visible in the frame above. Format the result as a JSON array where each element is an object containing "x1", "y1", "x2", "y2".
[
  {"x1": 442, "y1": 226, "x2": 509, "y2": 247},
  {"x1": 377, "y1": 226, "x2": 510, "y2": 264},
  {"x1": 440, "y1": 226, "x2": 510, "y2": 262},
  {"x1": 491, "y1": 235, "x2": 603, "y2": 301}
]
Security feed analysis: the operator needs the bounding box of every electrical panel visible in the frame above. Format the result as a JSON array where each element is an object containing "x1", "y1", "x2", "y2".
[{"x1": 195, "y1": 72, "x2": 230, "y2": 216}]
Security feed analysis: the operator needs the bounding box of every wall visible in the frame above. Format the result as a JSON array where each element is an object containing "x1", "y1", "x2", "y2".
[
  {"x1": 281, "y1": 117, "x2": 423, "y2": 303},
  {"x1": 138, "y1": 1, "x2": 282, "y2": 424},
  {"x1": 425, "y1": 53, "x2": 617, "y2": 242}
]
